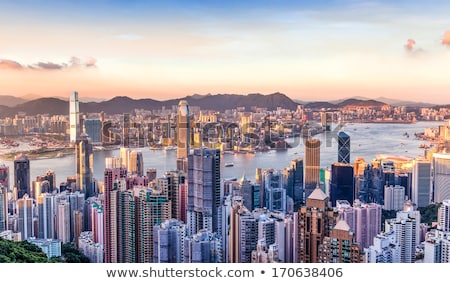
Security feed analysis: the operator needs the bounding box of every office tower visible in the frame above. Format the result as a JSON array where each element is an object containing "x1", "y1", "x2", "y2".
[
  {"x1": 117, "y1": 182, "x2": 136, "y2": 263},
  {"x1": 179, "y1": 182, "x2": 188, "y2": 223},
  {"x1": 318, "y1": 220, "x2": 363, "y2": 263},
  {"x1": 185, "y1": 229, "x2": 222, "y2": 263},
  {"x1": 18, "y1": 195, "x2": 34, "y2": 240},
  {"x1": 78, "y1": 231, "x2": 104, "y2": 263},
  {"x1": 0, "y1": 164, "x2": 9, "y2": 189},
  {"x1": 128, "y1": 150, "x2": 144, "y2": 176},
  {"x1": 187, "y1": 148, "x2": 221, "y2": 235},
  {"x1": 432, "y1": 153, "x2": 450, "y2": 203},
  {"x1": 0, "y1": 186, "x2": 7, "y2": 232},
  {"x1": 297, "y1": 188, "x2": 338, "y2": 263},
  {"x1": 365, "y1": 231, "x2": 400, "y2": 263},
  {"x1": 103, "y1": 167, "x2": 127, "y2": 263},
  {"x1": 228, "y1": 197, "x2": 257, "y2": 263},
  {"x1": 84, "y1": 119, "x2": 102, "y2": 145},
  {"x1": 120, "y1": 147, "x2": 130, "y2": 170},
  {"x1": 66, "y1": 191, "x2": 85, "y2": 240},
  {"x1": 177, "y1": 100, "x2": 190, "y2": 172},
  {"x1": 134, "y1": 186, "x2": 171, "y2": 263},
  {"x1": 264, "y1": 170, "x2": 286, "y2": 213},
  {"x1": 37, "y1": 193, "x2": 56, "y2": 239},
  {"x1": 286, "y1": 158, "x2": 304, "y2": 210},
  {"x1": 56, "y1": 200, "x2": 71, "y2": 243},
  {"x1": 153, "y1": 219, "x2": 187, "y2": 263},
  {"x1": 337, "y1": 131, "x2": 350, "y2": 164},
  {"x1": 69, "y1": 91, "x2": 80, "y2": 143},
  {"x1": 304, "y1": 138, "x2": 320, "y2": 198},
  {"x1": 14, "y1": 153, "x2": 30, "y2": 199},
  {"x1": 384, "y1": 185, "x2": 405, "y2": 211},
  {"x1": 76, "y1": 134, "x2": 94, "y2": 198},
  {"x1": 42, "y1": 170, "x2": 56, "y2": 192},
  {"x1": 330, "y1": 163, "x2": 354, "y2": 206},
  {"x1": 412, "y1": 158, "x2": 431, "y2": 207},
  {"x1": 32, "y1": 179, "x2": 51, "y2": 200},
  {"x1": 122, "y1": 113, "x2": 131, "y2": 147}
]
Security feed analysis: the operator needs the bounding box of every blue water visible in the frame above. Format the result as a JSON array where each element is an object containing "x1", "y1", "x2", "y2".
[{"x1": 0, "y1": 121, "x2": 441, "y2": 185}]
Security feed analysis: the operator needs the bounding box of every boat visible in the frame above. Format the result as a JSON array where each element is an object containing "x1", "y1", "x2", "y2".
[
  {"x1": 224, "y1": 162, "x2": 234, "y2": 167},
  {"x1": 163, "y1": 146, "x2": 177, "y2": 151}
]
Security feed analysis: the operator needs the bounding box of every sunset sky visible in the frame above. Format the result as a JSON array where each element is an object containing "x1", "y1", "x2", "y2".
[{"x1": 1, "y1": 0, "x2": 450, "y2": 103}]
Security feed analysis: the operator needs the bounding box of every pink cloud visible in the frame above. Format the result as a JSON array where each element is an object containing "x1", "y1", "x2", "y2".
[
  {"x1": 404, "y1": 39, "x2": 416, "y2": 51},
  {"x1": 0, "y1": 59, "x2": 23, "y2": 70},
  {"x1": 442, "y1": 30, "x2": 450, "y2": 45}
]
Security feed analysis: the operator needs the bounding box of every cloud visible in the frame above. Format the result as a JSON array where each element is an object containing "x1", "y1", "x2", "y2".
[
  {"x1": 0, "y1": 59, "x2": 24, "y2": 70},
  {"x1": 404, "y1": 39, "x2": 416, "y2": 51},
  {"x1": 442, "y1": 30, "x2": 450, "y2": 46},
  {"x1": 0, "y1": 57, "x2": 97, "y2": 71}
]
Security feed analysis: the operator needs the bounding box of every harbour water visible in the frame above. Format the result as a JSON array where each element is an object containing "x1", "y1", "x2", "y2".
[{"x1": 0, "y1": 121, "x2": 442, "y2": 185}]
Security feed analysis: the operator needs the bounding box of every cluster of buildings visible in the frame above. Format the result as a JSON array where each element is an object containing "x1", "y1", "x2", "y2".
[{"x1": 1, "y1": 92, "x2": 450, "y2": 263}]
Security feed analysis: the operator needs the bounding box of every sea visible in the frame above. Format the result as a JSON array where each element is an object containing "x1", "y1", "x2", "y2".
[{"x1": 0, "y1": 121, "x2": 442, "y2": 185}]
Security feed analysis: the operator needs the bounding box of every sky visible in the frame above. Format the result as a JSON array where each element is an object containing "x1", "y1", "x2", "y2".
[{"x1": 1, "y1": 0, "x2": 450, "y2": 103}]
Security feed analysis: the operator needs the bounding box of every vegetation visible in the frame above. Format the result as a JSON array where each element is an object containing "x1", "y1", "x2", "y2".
[
  {"x1": 0, "y1": 238, "x2": 54, "y2": 263},
  {"x1": 0, "y1": 239, "x2": 90, "y2": 263},
  {"x1": 60, "y1": 243, "x2": 90, "y2": 263},
  {"x1": 418, "y1": 203, "x2": 441, "y2": 226}
]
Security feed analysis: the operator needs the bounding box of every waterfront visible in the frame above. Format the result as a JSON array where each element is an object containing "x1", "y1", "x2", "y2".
[{"x1": 0, "y1": 121, "x2": 442, "y2": 185}]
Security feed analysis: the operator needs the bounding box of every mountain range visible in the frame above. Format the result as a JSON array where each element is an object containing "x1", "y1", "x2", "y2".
[{"x1": 0, "y1": 92, "x2": 436, "y2": 118}]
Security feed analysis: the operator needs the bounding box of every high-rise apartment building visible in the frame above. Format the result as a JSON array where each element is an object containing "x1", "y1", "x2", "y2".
[
  {"x1": 69, "y1": 91, "x2": 80, "y2": 143},
  {"x1": 297, "y1": 188, "x2": 338, "y2": 263},
  {"x1": 56, "y1": 200, "x2": 71, "y2": 243},
  {"x1": 18, "y1": 194, "x2": 34, "y2": 240},
  {"x1": 187, "y1": 148, "x2": 221, "y2": 235},
  {"x1": 185, "y1": 229, "x2": 222, "y2": 263},
  {"x1": 0, "y1": 186, "x2": 8, "y2": 233},
  {"x1": 153, "y1": 219, "x2": 187, "y2": 263},
  {"x1": 304, "y1": 138, "x2": 320, "y2": 198},
  {"x1": 37, "y1": 193, "x2": 56, "y2": 239},
  {"x1": 103, "y1": 167, "x2": 127, "y2": 263},
  {"x1": 14, "y1": 153, "x2": 30, "y2": 199}
]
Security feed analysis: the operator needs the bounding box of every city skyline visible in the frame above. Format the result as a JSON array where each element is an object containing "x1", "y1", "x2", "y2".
[{"x1": 1, "y1": 1, "x2": 450, "y2": 103}]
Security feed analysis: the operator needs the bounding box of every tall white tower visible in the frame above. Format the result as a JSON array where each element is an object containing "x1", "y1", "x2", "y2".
[{"x1": 70, "y1": 91, "x2": 80, "y2": 143}]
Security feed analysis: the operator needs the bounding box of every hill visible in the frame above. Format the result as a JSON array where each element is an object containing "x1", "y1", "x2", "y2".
[
  {"x1": 0, "y1": 238, "x2": 54, "y2": 263},
  {"x1": 0, "y1": 95, "x2": 27, "y2": 107},
  {"x1": 0, "y1": 92, "x2": 299, "y2": 117}
]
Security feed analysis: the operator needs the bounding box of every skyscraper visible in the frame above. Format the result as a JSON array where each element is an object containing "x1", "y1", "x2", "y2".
[
  {"x1": 134, "y1": 186, "x2": 171, "y2": 263},
  {"x1": 14, "y1": 153, "x2": 30, "y2": 199},
  {"x1": 103, "y1": 167, "x2": 127, "y2": 263},
  {"x1": 56, "y1": 200, "x2": 71, "y2": 243},
  {"x1": 0, "y1": 164, "x2": 9, "y2": 189},
  {"x1": 187, "y1": 148, "x2": 221, "y2": 235},
  {"x1": 153, "y1": 219, "x2": 187, "y2": 263},
  {"x1": 69, "y1": 91, "x2": 80, "y2": 143},
  {"x1": 432, "y1": 152, "x2": 450, "y2": 203},
  {"x1": 76, "y1": 134, "x2": 94, "y2": 198},
  {"x1": 297, "y1": 188, "x2": 338, "y2": 263},
  {"x1": 177, "y1": 100, "x2": 190, "y2": 172},
  {"x1": 318, "y1": 220, "x2": 363, "y2": 263},
  {"x1": 289, "y1": 158, "x2": 304, "y2": 209},
  {"x1": 304, "y1": 138, "x2": 320, "y2": 198},
  {"x1": 330, "y1": 162, "x2": 354, "y2": 206},
  {"x1": 337, "y1": 131, "x2": 350, "y2": 164},
  {"x1": 412, "y1": 158, "x2": 431, "y2": 207},
  {"x1": 185, "y1": 229, "x2": 222, "y2": 263},
  {"x1": 18, "y1": 195, "x2": 34, "y2": 240},
  {"x1": 84, "y1": 119, "x2": 102, "y2": 145},
  {"x1": 128, "y1": 150, "x2": 144, "y2": 176},
  {"x1": 117, "y1": 182, "x2": 136, "y2": 263},
  {"x1": 0, "y1": 186, "x2": 7, "y2": 233},
  {"x1": 37, "y1": 193, "x2": 56, "y2": 239},
  {"x1": 122, "y1": 113, "x2": 131, "y2": 147}
]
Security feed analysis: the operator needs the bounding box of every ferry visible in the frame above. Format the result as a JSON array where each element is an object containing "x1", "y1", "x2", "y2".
[{"x1": 224, "y1": 162, "x2": 234, "y2": 167}]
